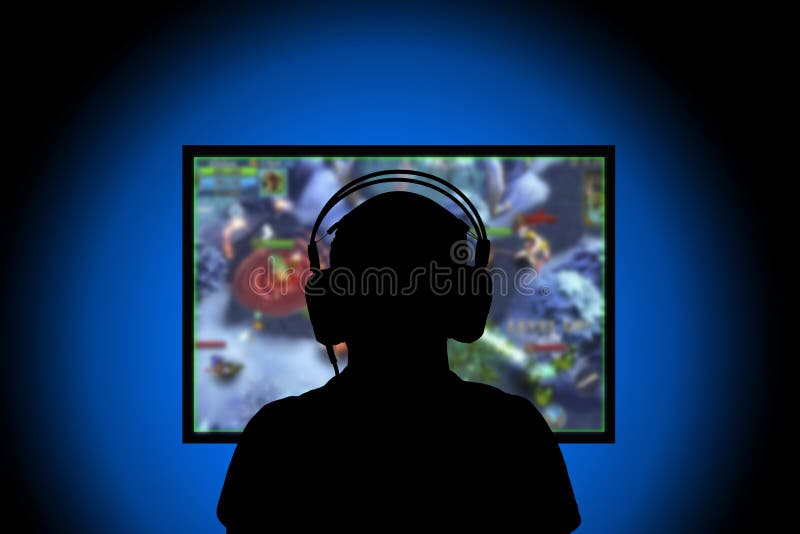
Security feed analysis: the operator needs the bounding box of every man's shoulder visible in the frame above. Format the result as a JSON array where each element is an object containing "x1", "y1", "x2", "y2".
[
  {"x1": 456, "y1": 379, "x2": 551, "y2": 429},
  {"x1": 457, "y1": 378, "x2": 534, "y2": 409},
  {"x1": 244, "y1": 383, "x2": 333, "y2": 430}
]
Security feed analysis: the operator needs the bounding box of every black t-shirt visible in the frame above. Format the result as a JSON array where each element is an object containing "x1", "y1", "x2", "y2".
[{"x1": 218, "y1": 368, "x2": 581, "y2": 532}]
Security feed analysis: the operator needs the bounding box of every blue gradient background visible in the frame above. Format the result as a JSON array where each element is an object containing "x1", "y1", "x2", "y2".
[{"x1": 16, "y1": 3, "x2": 762, "y2": 532}]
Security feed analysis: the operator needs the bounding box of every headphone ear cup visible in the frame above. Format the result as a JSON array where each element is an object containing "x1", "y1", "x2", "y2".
[
  {"x1": 445, "y1": 265, "x2": 493, "y2": 343},
  {"x1": 305, "y1": 269, "x2": 346, "y2": 346}
]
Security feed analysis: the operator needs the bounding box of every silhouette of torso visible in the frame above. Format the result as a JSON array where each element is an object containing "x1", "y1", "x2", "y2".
[{"x1": 219, "y1": 366, "x2": 581, "y2": 532}]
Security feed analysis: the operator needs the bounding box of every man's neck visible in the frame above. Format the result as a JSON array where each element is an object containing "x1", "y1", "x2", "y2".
[{"x1": 341, "y1": 335, "x2": 452, "y2": 385}]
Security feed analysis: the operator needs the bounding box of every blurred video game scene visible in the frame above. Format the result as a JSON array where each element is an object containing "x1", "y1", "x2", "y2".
[{"x1": 190, "y1": 154, "x2": 608, "y2": 438}]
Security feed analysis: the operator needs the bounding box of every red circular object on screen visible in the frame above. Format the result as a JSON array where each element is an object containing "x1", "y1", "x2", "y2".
[{"x1": 232, "y1": 239, "x2": 310, "y2": 317}]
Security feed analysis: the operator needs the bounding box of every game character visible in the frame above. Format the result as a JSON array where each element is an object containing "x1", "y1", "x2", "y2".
[
  {"x1": 205, "y1": 355, "x2": 244, "y2": 381},
  {"x1": 514, "y1": 224, "x2": 552, "y2": 271}
]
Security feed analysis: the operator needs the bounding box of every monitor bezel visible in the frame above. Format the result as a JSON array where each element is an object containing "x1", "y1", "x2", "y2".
[{"x1": 183, "y1": 145, "x2": 615, "y2": 444}]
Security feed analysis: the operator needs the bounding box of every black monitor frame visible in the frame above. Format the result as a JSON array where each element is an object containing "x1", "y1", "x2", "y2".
[{"x1": 183, "y1": 145, "x2": 615, "y2": 444}]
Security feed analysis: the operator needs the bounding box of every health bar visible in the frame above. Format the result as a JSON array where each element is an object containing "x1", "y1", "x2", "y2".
[
  {"x1": 197, "y1": 340, "x2": 227, "y2": 348},
  {"x1": 196, "y1": 166, "x2": 259, "y2": 176},
  {"x1": 485, "y1": 226, "x2": 513, "y2": 237}
]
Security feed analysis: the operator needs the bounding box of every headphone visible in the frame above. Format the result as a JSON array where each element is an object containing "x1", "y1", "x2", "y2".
[{"x1": 305, "y1": 169, "x2": 493, "y2": 376}]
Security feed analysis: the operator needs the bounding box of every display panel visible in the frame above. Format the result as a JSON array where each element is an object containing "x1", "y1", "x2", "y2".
[{"x1": 183, "y1": 146, "x2": 614, "y2": 443}]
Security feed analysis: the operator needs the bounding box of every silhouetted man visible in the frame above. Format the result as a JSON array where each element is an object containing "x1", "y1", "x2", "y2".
[{"x1": 218, "y1": 191, "x2": 580, "y2": 532}]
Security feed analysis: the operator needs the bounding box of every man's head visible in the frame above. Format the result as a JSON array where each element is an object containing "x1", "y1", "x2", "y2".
[{"x1": 327, "y1": 191, "x2": 470, "y2": 341}]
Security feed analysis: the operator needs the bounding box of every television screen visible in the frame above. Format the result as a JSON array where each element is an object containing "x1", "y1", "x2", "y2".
[{"x1": 183, "y1": 146, "x2": 614, "y2": 443}]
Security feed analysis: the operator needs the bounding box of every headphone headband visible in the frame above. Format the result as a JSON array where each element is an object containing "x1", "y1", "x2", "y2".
[{"x1": 309, "y1": 169, "x2": 488, "y2": 246}]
